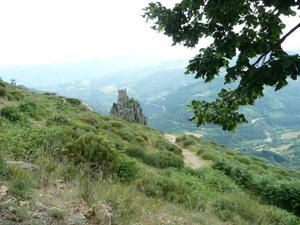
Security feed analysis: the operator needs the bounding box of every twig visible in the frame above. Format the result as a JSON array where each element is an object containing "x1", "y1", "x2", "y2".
[{"x1": 253, "y1": 21, "x2": 300, "y2": 66}]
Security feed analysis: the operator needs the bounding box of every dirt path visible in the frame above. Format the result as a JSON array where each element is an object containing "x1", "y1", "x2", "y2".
[{"x1": 164, "y1": 134, "x2": 201, "y2": 169}]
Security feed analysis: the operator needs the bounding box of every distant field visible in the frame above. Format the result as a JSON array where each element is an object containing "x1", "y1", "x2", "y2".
[
  {"x1": 281, "y1": 131, "x2": 300, "y2": 140},
  {"x1": 270, "y1": 144, "x2": 294, "y2": 153}
]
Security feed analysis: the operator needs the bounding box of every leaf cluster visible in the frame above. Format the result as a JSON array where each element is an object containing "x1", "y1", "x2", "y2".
[{"x1": 144, "y1": 0, "x2": 300, "y2": 130}]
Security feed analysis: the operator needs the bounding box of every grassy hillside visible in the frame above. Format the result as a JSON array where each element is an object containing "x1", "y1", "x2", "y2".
[
  {"x1": 0, "y1": 80, "x2": 299, "y2": 225},
  {"x1": 33, "y1": 65, "x2": 300, "y2": 170}
]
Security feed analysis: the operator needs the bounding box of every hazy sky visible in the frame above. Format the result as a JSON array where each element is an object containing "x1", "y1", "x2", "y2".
[{"x1": 0, "y1": 0, "x2": 299, "y2": 66}]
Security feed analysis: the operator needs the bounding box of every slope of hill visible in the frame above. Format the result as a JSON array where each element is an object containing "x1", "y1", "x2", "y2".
[
  {"x1": 0, "y1": 80, "x2": 299, "y2": 224},
  {"x1": 36, "y1": 65, "x2": 300, "y2": 170}
]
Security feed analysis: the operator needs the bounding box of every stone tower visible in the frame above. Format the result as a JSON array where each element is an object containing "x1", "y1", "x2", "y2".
[{"x1": 110, "y1": 89, "x2": 147, "y2": 125}]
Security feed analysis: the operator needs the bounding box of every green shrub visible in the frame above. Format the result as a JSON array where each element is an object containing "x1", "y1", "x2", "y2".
[
  {"x1": 213, "y1": 159, "x2": 300, "y2": 216},
  {"x1": 118, "y1": 128, "x2": 135, "y2": 141},
  {"x1": 202, "y1": 153, "x2": 217, "y2": 161},
  {"x1": 212, "y1": 195, "x2": 299, "y2": 225},
  {"x1": 73, "y1": 122, "x2": 97, "y2": 133},
  {"x1": 235, "y1": 156, "x2": 252, "y2": 165},
  {"x1": 203, "y1": 172, "x2": 238, "y2": 192},
  {"x1": 135, "y1": 135, "x2": 147, "y2": 143},
  {"x1": 0, "y1": 86, "x2": 7, "y2": 97},
  {"x1": 46, "y1": 115, "x2": 71, "y2": 126},
  {"x1": 83, "y1": 116, "x2": 98, "y2": 125},
  {"x1": 0, "y1": 126, "x2": 47, "y2": 160},
  {"x1": 38, "y1": 127, "x2": 77, "y2": 157},
  {"x1": 140, "y1": 133, "x2": 148, "y2": 141},
  {"x1": 144, "y1": 151, "x2": 184, "y2": 169},
  {"x1": 15, "y1": 207, "x2": 30, "y2": 222},
  {"x1": 212, "y1": 160, "x2": 253, "y2": 188},
  {"x1": 182, "y1": 167, "x2": 238, "y2": 192},
  {"x1": 0, "y1": 154, "x2": 6, "y2": 177},
  {"x1": 183, "y1": 140, "x2": 195, "y2": 147},
  {"x1": 0, "y1": 79, "x2": 6, "y2": 87},
  {"x1": 18, "y1": 101, "x2": 39, "y2": 117},
  {"x1": 116, "y1": 157, "x2": 138, "y2": 181},
  {"x1": 43, "y1": 92, "x2": 56, "y2": 96},
  {"x1": 212, "y1": 196, "x2": 260, "y2": 223},
  {"x1": 63, "y1": 133, "x2": 118, "y2": 173},
  {"x1": 7, "y1": 167, "x2": 35, "y2": 200},
  {"x1": 137, "y1": 175, "x2": 194, "y2": 207},
  {"x1": 61, "y1": 163, "x2": 78, "y2": 182},
  {"x1": 111, "y1": 139, "x2": 126, "y2": 151},
  {"x1": 126, "y1": 145, "x2": 146, "y2": 159},
  {"x1": 155, "y1": 139, "x2": 182, "y2": 155},
  {"x1": 1, "y1": 106, "x2": 25, "y2": 122},
  {"x1": 268, "y1": 207, "x2": 300, "y2": 225},
  {"x1": 226, "y1": 150, "x2": 237, "y2": 156},
  {"x1": 111, "y1": 121, "x2": 125, "y2": 129},
  {"x1": 176, "y1": 135, "x2": 198, "y2": 147},
  {"x1": 66, "y1": 97, "x2": 81, "y2": 105},
  {"x1": 175, "y1": 136, "x2": 185, "y2": 142},
  {"x1": 126, "y1": 146, "x2": 183, "y2": 169},
  {"x1": 9, "y1": 91, "x2": 24, "y2": 101},
  {"x1": 48, "y1": 207, "x2": 66, "y2": 220},
  {"x1": 255, "y1": 176, "x2": 300, "y2": 215},
  {"x1": 250, "y1": 156, "x2": 264, "y2": 162},
  {"x1": 197, "y1": 149, "x2": 204, "y2": 155}
]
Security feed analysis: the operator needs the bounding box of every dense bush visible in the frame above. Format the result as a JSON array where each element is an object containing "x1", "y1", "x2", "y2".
[
  {"x1": 144, "y1": 151, "x2": 184, "y2": 169},
  {"x1": 18, "y1": 101, "x2": 39, "y2": 117},
  {"x1": 137, "y1": 175, "x2": 196, "y2": 207},
  {"x1": 116, "y1": 157, "x2": 138, "y2": 181},
  {"x1": 212, "y1": 160, "x2": 253, "y2": 188},
  {"x1": 0, "y1": 126, "x2": 48, "y2": 160},
  {"x1": 9, "y1": 91, "x2": 24, "y2": 101},
  {"x1": 118, "y1": 128, "x2": 136, "y2": 141},
  {"x1": 1, "y1": 106, "x2": 25, "y2": 122},
  {"x1": 110, "y1": 121, "x2": 125, "y2": 129},
  {"x1": 213, "y1": 159, "x2": 300, "y2": 216},
  {"x1": 41, "y1": 127, "x2": 78, "y2": 156},
  {"x1": 202, "y1": 153, "x2": 217, "y2": 161},
  {"x1": 0, "y1": 154, "x2": 6, "y2": 177},
  {"x1": 182, "y1": 167, "x2": 238, "y2": 192},
  {"x1": 212, "y1": 195, "x2": 299, "y2": 225},
  {"x1": 0, "y1": 79, "x2": 6, "y2": 87},
  {"x1": 63, "y1": 133, "x2": 118, "y2": 172},
  {"x1": 225, "y1": 150, "x2": 237, "y2": 156},
  {"x1": 66, "y1": 97, "x2": 81, "y2": 105},
  {"x1": 0, "y1": 86, "x2": 7, "y2": 97},
  {"x1": 46, "y1": 115, "x2": 71, "y2": 126},
  {"x1": 235, "y1": 156, "x2": 252, "y2": 165},
  {"x1": 155, "y1": 139, "x2": 182, "y2": 155},
  {"x1": 126, "y1": 145, "x2": 183, "y2": 169},
  {"x1": 268, "y1": 207, "x2": 300, "y2": 225},
  {"x1": 7, "y1": 167, "x2": 35, "y2": 200},
  {"x1": 255, "y1": 176, "x2": 300, "y2": 215},
  {"x1": 110, "y1": 138, "x2": 126, "y2": 151},
  {"x1": 176, "y1": 135, "x2": 198, "y2": 147},
  {"x1": 126, "y1": 145, "x2": 146, "y2": 158},
  {"x1": 203, "y1": 171, "x2": 238, "y2": 192}
]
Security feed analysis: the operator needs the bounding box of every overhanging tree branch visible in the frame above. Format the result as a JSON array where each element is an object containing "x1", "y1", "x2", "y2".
[{"x1": 253, "y1": 21, "x2": 300, "y2": 66}]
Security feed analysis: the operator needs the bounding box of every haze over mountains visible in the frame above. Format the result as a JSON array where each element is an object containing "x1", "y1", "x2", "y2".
[{"x1": 1, "y1": 58, "x2": 300, "y2": 170}]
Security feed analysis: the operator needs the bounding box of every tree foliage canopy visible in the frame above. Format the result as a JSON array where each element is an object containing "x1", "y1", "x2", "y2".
[{"x1": 144, "y1": 0, "x2": 300, "y2": 131}]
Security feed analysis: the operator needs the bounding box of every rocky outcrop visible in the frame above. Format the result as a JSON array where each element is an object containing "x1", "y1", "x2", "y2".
[{"x1": 110, "y1": 89, "x2": 147, "y2": 125}]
